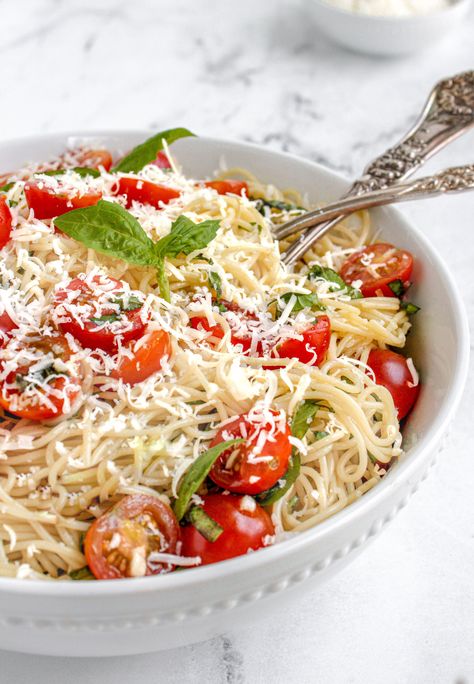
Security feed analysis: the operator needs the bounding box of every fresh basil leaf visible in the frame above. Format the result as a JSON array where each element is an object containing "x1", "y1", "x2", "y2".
[
  {"x1": 276, "y1": 291, "x2": 325, "y2": 316},
  {"x1": 154, "y1": 215, "x2": 220, "y2": 261},
  {"x1": 208, "y1": 271, "x2": 222, "y2": 298},
  {"x1": 173, "y1": 438, "x2": 244, "y2": 520},
  {"x1": 0, "y1": 182, "x2": 14, "y2": 193},
  {"x1": 54, "y1": 200, "x2": 157, "y2": 268},
  {"x1": 39, "y1": 167, "x2": 101, "y2": 179},
  {"x1": 401, "y1": 301, "x2": 420, "y2": 315},
  {"x1": 308, "y1": 265, "x2": 363, "y2": 300},
  {"x1": 69, "y1": 566, "x2": 95, "y2": 580},
  {"x1": 188, "y1": 506, "x2": 223, "y2": 542},
  {"x1": 388, "y1": 279, "x2": 406, "y2": 297},
  {"x1": 291, "y1": 400, "x2": 320, "y2": 440},
  {"x1": 112, "y1": 128, "x2": 195, "y2": 173},
  {"x1": 112, "y1": 294, "x2": 143, "y2": 311},
  {"x1": 156, "y1": 258, "x2": 170, "y2": 302},
  {"x1": 256, "y1": 452, "x2": 301, "y2": 506}
]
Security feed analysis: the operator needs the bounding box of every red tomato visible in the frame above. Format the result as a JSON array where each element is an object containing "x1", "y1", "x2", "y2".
[
  {"x1": 368, "y1": 349, "x2": 420, "y2": 420},
  {"x1": 78, "y1": 149, "x2": 113, "y2": 171},
  {"x1": 117, "y1": 177, "x2": 180, "y2": 209},
  {"x1": 273, "y1": 316, "x2": 331, "y2": 367},
  {"x1": 0, "y1": 311, "x2": 16, "y2": 335},
  {"x1": 204, "y1": 180, "x2": 248, "y2": 196},
  {"x1": 340, "y1": 243, "x2": 414, "y2": 298},
  {"x1": 209, "y1": 409, "x2": 292, "y2": 494},
  {"x1": 0, "y1": 335, "x2": 82, "y2": 420},
  {"x1": 190, "y1": 300, "x2": 262, "y2": 355},
  {"x1": 152, "y1": 151, "x2": 172, "y2": 169},
  {"x1": 54, "y1": 275, "x2": 146, "y2": 352},
  {"x1": 0, "y1": 196, "x2": 12, "y2": 249},
  {"x1": 181, "y1": 494, "x2": 274, "y2": 566},
  {"x1": 25, "y1": 180, "x2": 102, "y2": 220},
  {"x1": 112, "y1": 329, "x2": 171, "y2": 385},
  {"x1": 84, "y1": 494, "x2": 180, "y2": 579}
]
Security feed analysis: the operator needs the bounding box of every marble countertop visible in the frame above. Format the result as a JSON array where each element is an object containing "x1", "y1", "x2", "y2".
[{"x1": 2, "y1": 0, "x2": 474, "y2": 682}]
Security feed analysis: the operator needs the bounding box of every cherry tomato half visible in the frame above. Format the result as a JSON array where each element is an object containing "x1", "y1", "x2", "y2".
[
  {"x1": 25, "y1": 180, "x2": 102, "y2": 220},
  {"x1": 0, "y1": 311, "x2": 16, "y2": 336},
  {"x1": 54, "y1": 275, "x2": 146, "y2": 352},
  {"x1": 190, "y1": 300, "x2": 263, "y2": 355},
  {"x1": 0, "y1": 335, "x2": 82, "y2": 420},
  {"x1": 273, "y1": 315, "x2": 331, "y2": 367},
  {"x1": 152, "y1": 151, "x2": 172, "y2": 169},
  {"x1": 209, "y1": 409, "x2": 292, "y2": 495},
  {"x1": 368, "y1": 348, "x2": 420, "y2": 420},
  {"x1": 84, "y1": 494, "x2": 180, "y2": 579},
  {"x1": 117, "y1": 177, "x2": 180, "y2": 209},
  {"x1": 340, "y1": 243, "x2": 414, "y2": 298},
  {"x1": 78, "y1": 149, "x2": 113, "y2": 171},
  {"x1": 112, "y1": 329, "x2": 172, "y2": 385},
  {"x1": 204, "y1": 180, "x2": 248, "y2": 196},
  {"x1": 181, "y1": 494, "x2": 274, "y2": 566},
  {"x1": 0, "y1": 196, "x2": 12, "y2": 249}
]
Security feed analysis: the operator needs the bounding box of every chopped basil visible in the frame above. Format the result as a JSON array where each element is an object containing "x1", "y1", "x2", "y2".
[
  {"x1": 291, "y1": 400, "x2": 320, "y2": 440},
  {"x1": 173, "y1": 438, "x2": 244, "y2": 520},
  {"x1": 69, "y1": 566, "x2": 95, "y2": 580},
  {"x1": 16, "y1": 363, "x2": 63, "y2": 391},
  {"x1": 254, "y1": 198, "x2": 305, "y2": 215},
  {"x1": 388, "y1": 279, "x2": 406, "y2": 297},
  {"x1": 308, "y1": 265, "x2": 362, "y2": 300},
  {"x1": 39, "y1": 167, "x2": 101, "y2": 179},
  {"x1": 90, "y1": 313, "x2": 120, "y2": 325},
  {"x1": 276, "y1": 291, "x2": 325, "y2": 316},
  {"x1": 112, "y1": 128, "x2": 195, "y2": 173},
  {"x1": 112, "y1": 294, "x2": 143, "y2": 311},
  {"x1": 256, "y1": 453, "x2": 301, "y2": 506},
  {"x1": 0, "y1": 182, "x2": 14, "y2": 193},
  {"x1": 288, "y1": 495, "x2": 300, "y2": 513},
  {"x1": 188, "y1": 506, "x2": 223, "y2": 542},
  {"x1": 314, "y1": 430, "x2": 329, "y2": 440},
  {"x1": 208, "y1": 271, "x2": 222, "y2": 299},
  {"x1": 401, "y1": 301, "x2": 420, "y2": 315}
]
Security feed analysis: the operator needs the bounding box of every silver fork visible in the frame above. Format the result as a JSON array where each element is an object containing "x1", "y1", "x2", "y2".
[
  {"x1": 280, "y1": 70, "x2": 474, "y2": 265},
  {"x1": 274, "y1": 164, "x2": 474, "y2": 240}
]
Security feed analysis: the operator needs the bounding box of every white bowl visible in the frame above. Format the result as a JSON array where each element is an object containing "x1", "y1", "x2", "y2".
[
  {"x1": 0, "y1": 132, "x2": 469, "y2": 657},
  {"x1": 309, "y1": 0, "x2": 473, "y2": 56}
]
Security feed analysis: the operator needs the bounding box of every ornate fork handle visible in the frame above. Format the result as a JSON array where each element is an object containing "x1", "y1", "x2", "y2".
[
  {"x1": 282, "y1": 70, "x2": 474, "y2": 265},
  {"x1": 275, "y1": 164, "x2": 474, "y2": 238}
]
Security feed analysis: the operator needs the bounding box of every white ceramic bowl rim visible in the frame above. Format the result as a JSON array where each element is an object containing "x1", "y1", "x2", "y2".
[
  {"x1": 0, "y1": 130, "x2": 469, "y2": 597},
  {"x1": 313, "y1": 0, "x2": 471, "y2": 21}
]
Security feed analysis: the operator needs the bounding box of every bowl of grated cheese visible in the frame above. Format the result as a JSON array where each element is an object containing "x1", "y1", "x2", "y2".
[{"x1": 310, "y1": 0, "x2": 472, "y2": 55}]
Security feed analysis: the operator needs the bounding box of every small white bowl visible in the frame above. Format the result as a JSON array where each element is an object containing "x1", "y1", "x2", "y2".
[{"x1": 310, "y1": 0, "x2": 473, "y2": 56}]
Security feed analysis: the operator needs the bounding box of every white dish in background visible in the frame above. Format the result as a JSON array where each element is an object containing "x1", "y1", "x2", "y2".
[
  {"x1": 0, "y1": 131, "x2": 469, "y2": 657},
  {"x1": 309, "y1": 0, "x2": 473, "y2": 56}
]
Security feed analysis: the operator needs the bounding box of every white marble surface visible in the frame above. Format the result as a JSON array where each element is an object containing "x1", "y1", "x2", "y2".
[{"x1": 1, "y1": 0, "x2": 474, "y2": 681}]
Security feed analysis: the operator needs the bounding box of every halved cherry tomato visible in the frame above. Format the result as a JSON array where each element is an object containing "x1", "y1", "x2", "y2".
[
  {"x1": 204, "y1": 180, "x2": 248, "y2": 196},
  {"x1": 0, "y1": 335, "x2": 82, "y2": 420},
  {"x1": 78, "y1": 149, "x2": 113, "y2": 171},
  {"x1": 368, "y1": 348, "x2": 420, "y2": 420},
  {"x1": 152, "y1": 151, "x2": 172, "y2": 169},
  {"x1": 181, "y1": 493, "x2": 274, "y2": 566},
  {"x1": 53, "y1": 275, "x2": 146, "y2": 352},
  {"x1": 25, "y1": 180, "x2": 102, "y2": 220},
  {"x1": 209, "y1": 409, "x2": 292, "y2": 494},
  {"x1": 0, "y1": 196, "x2": 12, "y2": 249},
  {"x1": 190, "y1": 300, "x2": 263, "y2": 355},
  {"x1": 112, "y1": 329, "x2": 171, "y2": 385},
  {"x1": 117, "y1": 177, "x2": 180, "y2": 209},
  {"x1": 84, "y1": 494, "x2": 180, "y2": 579},
  {"x1": 273, "y1": 315, "x2": 331, "y2": 367},
  {"x1": 0, "y1": 311, "x2": 16, "y2": 335},
  {"x1": 340, "y1": 243, "x2": 414, "y2": 298}
]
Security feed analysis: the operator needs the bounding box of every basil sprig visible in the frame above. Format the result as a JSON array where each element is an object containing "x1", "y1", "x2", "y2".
[
  {"x1": 173, "y1": 439, "x2": 244, "y2": 521},
  {"x1": 54, "y1": 201, "x2": 220, "y2": 301},
  {"x1": 112, "y1": 128, "x2": 195, "y2": 173},
  {"x1": 308, "y1": 265, "x2": 362, "y2": 300},
  {"x1": 256, "y1": 400, "x2": 321, "y2": 506}
]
